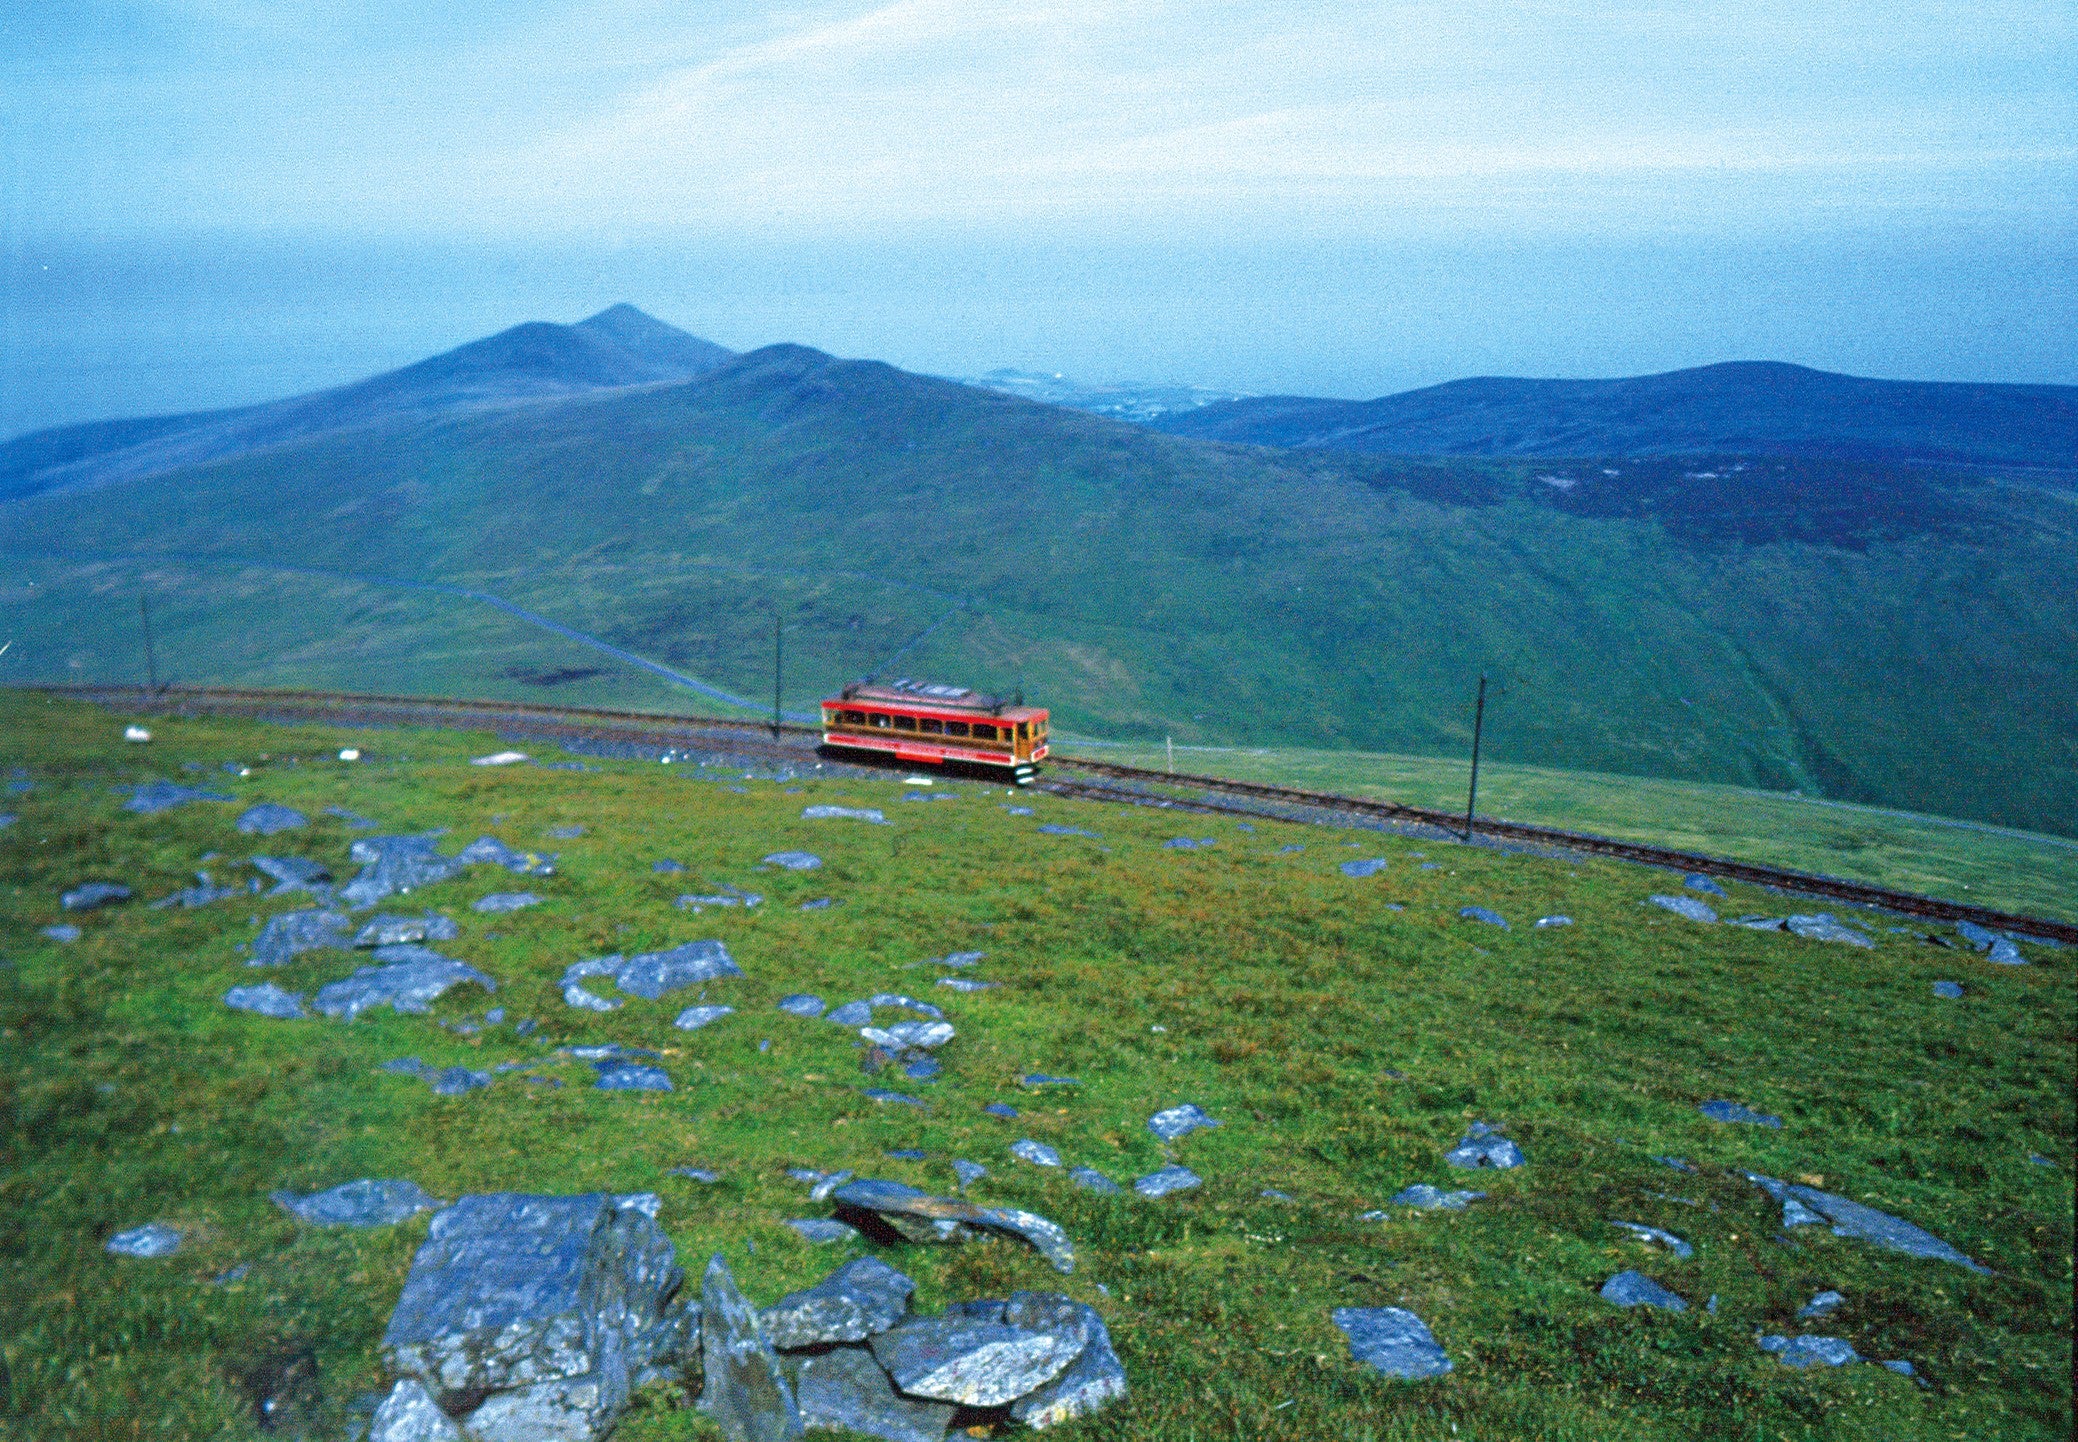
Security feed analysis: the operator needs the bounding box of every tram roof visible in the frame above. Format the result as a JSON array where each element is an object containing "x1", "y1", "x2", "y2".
[{"x1": 832, "y1": 680, "x2": 1043, "y2": 717}]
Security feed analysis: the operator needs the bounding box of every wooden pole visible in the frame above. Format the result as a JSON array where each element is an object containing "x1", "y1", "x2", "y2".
[
  {"x1": 1464, "y1": 674, "x2": 1487, "y2": 841},
  {"x1": 140, "y1": 596, "x2": 159, "y2": 695},
  {"x1": 772, "y1": 614, "x2": 783, "y2": 739}
]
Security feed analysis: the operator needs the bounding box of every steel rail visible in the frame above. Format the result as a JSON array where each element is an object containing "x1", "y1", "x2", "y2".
[{"x1": 29, "y1": 683, "x2": 2075, "y2": 944}]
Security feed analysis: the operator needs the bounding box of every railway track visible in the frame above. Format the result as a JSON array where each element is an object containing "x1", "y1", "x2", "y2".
[{"x1": 33, "y1": 683, "x2": 2076, "y2": 944}]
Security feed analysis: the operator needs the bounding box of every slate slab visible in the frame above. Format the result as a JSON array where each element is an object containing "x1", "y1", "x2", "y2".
[
  {"x1": 1699, "y1": 1099, "x2": 1781, "y2": 1128},
  {"x1": 786, "y1": 1219, "x2": 859, "y2": 1244},
  {"x1": 676, "y1": 1005, "x2": 735, "y2": 1030},
  {"x1": 1743, "y1": 1173, "x2": 1989, "y2": 1273},
  {"x1": 313, "y1": 955, "x2": 495, "y2": 1020},
  {"x1": 224, "y1": 983, "x2": 306, "y2": 1019},
  {"x1": 1459, "y1": 906, "x2": 1509, "y2": 927},
  {"x1": 456, "y1": 836, "x2": 556, "y2": 876},
  {"x1": 1134, "y1": 1166, "x2": 1201, "y2": 1198},
  {"x1": 1987, "y1": 936, "x2": 2027, "y2": 965},
  {"x1": 1682, "y1": 872, "x2": 1728, "y2": 897},
  {"x1": 867, "y1": 1315, "x2": 1080, "y2": 1408},
  {"x1": 1010, "y1": 1140, "x2": 1062, "y2": 1168},
  {"x1": 699, "y1": 1252, "x2": 803, "y2": 1441},
  {"x1": 368, "y1": 1378, "x2": 465, "y2": 1442},
  {"x1": 271, "y1": 1178, "x2": 438, "y2": 1227},
  {"x1": 253, "y1": 855, "x2": 332, "y2": 894},
  {"x1": 1339, "y1": 858, "x2": 1388, "y2": 877},
  {"x1": 1931, "y1": 980, "x2": 1964, "y2": 999},
  {"x1": 1444, "y1": 1123, "x2": 1524, "y2": 1169},
  {"x1": 251, "y1": 909, "x2": 352, "y2": 967},
  {"x1": 1147, "y1": 1103, "x2": 1221, "y2": 1141},
  {"x1": 341, "y1": 835, "x2": 463, "y2": 909},
  {"x1": 1390, "y1": 1184, "x2": 1485, "y2": 1210},
  {"x1": 1796, "y1": 1290, "x2": 1845, "y2": 1320},
  {"x1": 237, "y1": 803, "x2": 308, "y2": 836},
  {"x1": 1535, "y1": 915, "x2": 1573, "y2": 927},
  {"x1": 107, "y1": 1223, "x2": 182, "y2": 1258},
  {"x1": 474, "y1": 892, "x2": 540, "y2": 913},
  {"x1": 1649, "y1": 894, "x2": 1717, "y2": 923},
  {"x1": 42, "y1": 924, "x2": 82, "y2": 943},
  {"x1": 1786, "y1": 913, "x2": 1875, "y2": 948},
  {"x1": 1069, "y1": 1167, "x2": 1122, "y2": 1195},
  {"x1": 124, "y1": 780, "x2": 231, "y2": 814},
  {"x1": 1332, "y1": 1306, "x2": 1452, "y2": 1379},
  {"x1": 62, "y1": 882, "x2": 131, "y2": 912},
  {"x1": 563, "y1": 941, "x2": 742, "y2": 1009},
  {"x1": 595, "y1": 1061, "x2": 672, "y2": 1091},
  {"x1": 354, "y1": 913, "x2": 461, "y2": 948},
  {"x1": 1006, "y1": 1296, "x2": 1128, "y2": 1428},
  {"x1": 831, "y1": 1179, "x2": 1075, "y2": 1273},
  {"x1": 803, "y1": 805, "x2": 887, "y2": 823},
  {"x1": 778, "y1": 994, "x2": 826, "y2": 1018},
  {"x1": 762, "y1": 1257, "x2": 916, "y2": 1348},
  {"x1": 763, "y1": 852, "x2": 823, "y2": 871},
  {"x1": 790, "y1": 1345, "x2": 953, "y2": 1442},
  {"x1": 1609, "y1": 1220, "x2": 1693, "y2": 1257},
  {"x1": 1599, "y1": 1270, "x2": 1687, "y2": 1311},
  {"x1": 1759, "y1": 1335, "x2": 1860, "y2": 1368}
]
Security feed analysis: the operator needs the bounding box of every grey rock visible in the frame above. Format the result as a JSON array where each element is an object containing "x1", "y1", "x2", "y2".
[
  {"x1": 1766, "y1": 1335, "x2": 1860, "y2": 1368},
  {"x1": 1654, "y1": 1155, "x2": 1698, "y2": 1173},
  {"x1": 810, "y1": 1171, "x2": 857, "y2": 1202},
  {"x1": 762, "y1": 851, "x2": 823, "y2": 871},
  {"x1": 1444, "y1": 1123, "x2": 1524, "y2": 1169},
  {"x1": 790, "y1": 1346, "x2": 953, "y2": 1442},
  {"x1": 830, "y1": 1179, "x2": 1074, "y2": 1273},
  {"x1": 936, "y1": 978, "x2": 998, "y2": 992},
  {"x1": 1163, "y1": 836, "x2": 1216, "y2": 849},
  {"x1": 903, "y1": 1057, "x2": 940, "y2": 1082},
  {"x1": 1796, "y1": 1289, "x2": 1844, "y2": 1320},
  {"x1": 866, "y1": 993, "x2": 946, "y2": 1019},
  {"x1": 595, "y1": 1061, "x2": 672, "y2": 1091},
  {"x1": 1782, "y1": 1195, "x2": 1826, "y2": 1227},
  {"x1": 1535, "y1": 915, "x2": 1573, "y2": 927},
  {"x1": 1022, "y1": 1073, "x2": 1079, "y2": 1088},
  {"x1": 1390, "y1": 1184, "x2": 1485, "y2": 1210},
  {"x1": 785, "y1": 1219, "x2": 859, "y2": 1244},
  {"x1": 546, "y1": 825, "x2": 586, "y2": 840},
  {"x1": 826, "y1": 1000, "x2": 874, "y2": 1026},
  {"x1": 1036, "y1": 824, "x2": 1098, "y2": 838},
  {"x1": 1339, "y1": 858, "x2": 1388, "y2": 877},
  {"x1": 1682, "y1": 872, "x2": 1727, "y2": 897},
  {"x1": 61, "y1": 882, "x2": 131, "y2": 912},
  {"x1": 1010, "y1": 1139, "x2": 1062, "y2": 1168},
  {"x1": 225, "y1": 983, "x2": 306, "y2": 1019},
  {"x1": 675, "y1": 1005, "x2": 735, "y2": 1030},
  {"x1": 1954, "y1": 919, "x2": 1997, "y2": 951},
  {"x1": 777, "y1": 994, "x2": 826, "y2": 1018},
  {"x1": 1698, "y1": 1099, "x2": 1782, "y2": 1127},
  {"x1": 252, "y1": 855, "x2": 333, "y2": 893},
  {"x1": 762, "y1": 1257, "x2": 915, "y2": 1348},
  {"x1": 1331, "y1": 1306, "x2": 1452, "y2": 1379},
  {"x1": 1009, "y1": 1301, "x2": 1127, "y2": 1429},
  {"x1": 868, "y1": 1315, "x2": 1080, "y2": 1408},
  {"x1": 237, "y1": 803, "x2": 307, "y2": 836},
  {"x1": 1987, "y1": 936, "x2": 2027, "y2": 965},
  {"x1": 1070, "y1": 1167, "x2": 1122, "y2": 1195},
  {"x1": 1786, "y1": 913, "x2": 1874, "y2": 948},
  {"x1": 886, "y1": 1149, "x2": 928, "y2": 1161},
  {"x1": 315, "y1": 955, "x2": 495, "y2": 1020},
  {"x1": 653, "y1": 859, "x2": 687, "y2": 873},
  {"x1": 124, "y1": 780, "x2": 231, "y2": 814},
  {"x1": 1459, "y1": 905, "x2": 1509, "y2": 927},
  {"x1": 562, "y1": 940, "x2": 741, "y2": 1009},
  {"x1": 800, "y1": 898, "x2": 835, "y2": 910},
  {"x1": 272, "y1": 1178, "x2": 439, "y2": 1227},
  {"x1": 1003, "y1": 805, "x2": 1035, "y2": 816},
  {"x1": 251, "y1": 909, "x2": 352, "y2": 967},
  {"x1": 326, "y1": 805, "x2": 378, "y2": 828},
  {"x1": 1261, "y1": 1189, "x2": 1295, "y2": 1202},
  {"x1": 1599, "y1": 1270, "x2": 1687, "y2": 1311},
  {"x1": 670, "y1": 1167, "x2": 722, "y2": 1183},
  {"x1": 1648, "y1": 894, "x2": 1717, "y2": 924},
  {"x1": 1931, "y1": 980, "x2": 1964, "y2": 999},
  {"x1": 342, "y1": 834, "x2": 465, "y2": 909},
  {"x1": 699, "y1": 1253, "x2": 803, "y2": 1441},
  {"x1": 354, "y1": 913, "x2": 461, "y2": 948},
  {"x1": 1134, "y1": 1166, "x2": 1201, "y2": 1198},
  {"x1": 862, "y1": 1020, "x2": 956, "y2": 1052},
  {"x1": 474, "y1": 892, "x2": 540, "y2": 913},
  {"x1": 152, "y1": 877, "x2": 244, "y2": 909},
  {"x1": 1609, "y1": 1220, "x2": 1693, "y2": 1257},
  {"x1": 431, "y1": 1067, "x2": 493, "y2": 1096},
  {"x1": 864, "y1": 1089, "x2": 927, "y2": 1106},
  {"x1": 803, "y1": 805, "x2": 887, "y2": 823},
  {"x1": 1147, "y1": 1103, "x2": 1221, "y2": 1141},
  {"x1": 1752, "y1": 1178, "x2": 1988, "y2": 1273},
  {"x1": 457, "y1": 836, "x2": 557, "y2": 875},
  {"x1": 982, "y1": 1102, "x2": 1019, "y2": 1118},
  {"x1": 368, "y1": 1379, "x2": 464, "y2": 1442},
  {"x1": 952, "y1": 1160, "x2": 987, "y2": 1190},
  {"x1": 106, "y1": 1223, "x2": 182, "y2": 1257},
  {"x1": 42, "y1": 924, "x2": 82, "y2": 943},
  {"x1": 1729, "y1": 914, "x2": 1788, "y2": 930},
  {"x1": 1880, "y1": 1359, "x2": 1916, "y2": 1376}
]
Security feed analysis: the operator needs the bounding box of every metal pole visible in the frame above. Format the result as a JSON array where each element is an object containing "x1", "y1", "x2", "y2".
[
  {"x1": 140, "y1": 596, "x2": 159, "y2": 695},
  {"x1": 772, "y1": 614, "x2": 783, "y2": 739},
  {"x1": 1464, "y1": 674, "x2": 1487, "y2": 841}
]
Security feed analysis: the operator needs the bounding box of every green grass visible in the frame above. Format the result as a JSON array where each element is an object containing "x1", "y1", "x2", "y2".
[
  {"x1": 1, "y1": 692, "x2": 2070, "y2": 1440},
  {"x1": 1063, "y1": 740, "x2": 2078, "y2": 926}
]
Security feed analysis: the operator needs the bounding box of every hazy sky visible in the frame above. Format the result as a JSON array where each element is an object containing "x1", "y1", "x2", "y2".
[{"x1": 5, "y1": 1, "x2": 2074, "y2": 433}]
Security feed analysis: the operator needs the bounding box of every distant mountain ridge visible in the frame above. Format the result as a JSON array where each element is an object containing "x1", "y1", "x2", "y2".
[
  {"x1": 0, "y1": 304, "x2": 732, "y2": 501},
  {"x1": 1149, "y1": 361, "x2": 2078, "y2": 470}
]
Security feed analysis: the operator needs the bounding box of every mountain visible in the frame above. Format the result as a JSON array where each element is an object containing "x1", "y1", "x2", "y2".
[
  {"x1": 0, "y1": 305, "x2": 732, "y2": 501},
  {"x1": 3, "y1": 339, "x2": 2072, "y2": 836},
  {"x1": 958, "y1": 368, "x2": 1249, "y2": 424},
  {"x1": 1149, "y1": 361, "x2": 2078, "y2": 470}
]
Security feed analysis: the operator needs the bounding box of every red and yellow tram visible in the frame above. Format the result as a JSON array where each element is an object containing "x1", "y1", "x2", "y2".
[{"x1": 820, "y1": 680, "x2": 1049, "y2": 784}]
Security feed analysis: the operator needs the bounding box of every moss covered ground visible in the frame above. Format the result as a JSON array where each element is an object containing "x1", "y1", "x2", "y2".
[{"x1": 1, "y1": 692, "x2": 2070, "y2": 1440}]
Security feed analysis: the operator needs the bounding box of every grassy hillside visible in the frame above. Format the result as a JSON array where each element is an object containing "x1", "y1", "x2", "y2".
[
  {"x1": 1, "y1": 694, "x2": 2069, "y2": 1440},
  {"x1": 3, "y1": 345, "x2": 2073, "y2": 837}
]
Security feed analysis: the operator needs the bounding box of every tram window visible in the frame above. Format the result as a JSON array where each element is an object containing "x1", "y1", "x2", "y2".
[
  {"x1": 971, "y1": 723, "x2": 996, "y2": 741},
  {"x1": 921, "y1": 718, "x2": 944, "y2": 734},
  {"x1": 869, "y1": 713, "x2": 892, "y2": 729},
  {"x1": 945, "y1": 721, "x2": 970, "y2": 737},
  {"x1": 842, "y1": 710, "x2": 866, "y2": 724},
  {"x1": 893, "y1": 715, "x2": 917, "y2": 731},
  {"x1": 1016, "y1": 722, "x2": 1029, "y2": 740}
]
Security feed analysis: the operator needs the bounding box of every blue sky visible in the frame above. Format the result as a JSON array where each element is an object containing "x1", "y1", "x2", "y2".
[{"x1": 4, "y1": 2, "x2": 2074, "y2": 432}]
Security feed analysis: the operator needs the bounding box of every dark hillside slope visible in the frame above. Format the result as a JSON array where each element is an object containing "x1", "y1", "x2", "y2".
[
  {"x1": 0, "y1": 306, "x2": 732, "y2": 501},
  {"x1": 5, "y1": 344, "x2": 2073, "y2": 834},
  {"x1": 1152, "y1": 361, "x2": 2078, "y2": 469}
]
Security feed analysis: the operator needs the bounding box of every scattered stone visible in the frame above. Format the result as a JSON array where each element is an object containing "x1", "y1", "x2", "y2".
[
  {"x1": 1037, "y1": 824, "x2": 1098, "y2": 838},
  {"x1": 1599, "y1": 1271, "x2": 1687, "y2": 1311},
  {"x1": 810, "y1": 1171, "x2": 857, "y2": 1202},
  {"x1": 1535, "y1": 915, "x2": 1573, "y2": 928},
  {"x1": 1001, "y1": 1293, "x2": 1126, "y2": 1428},
  {"x1": 272, "y1": 1179, "x2": 438, "y2": 1227},
  {"x1": 1459, "y1": 905, "x2": 1508, "y2": 928},
  {"x1": 652, "y1": 859, "x2": 687, "y2": 873},
  {"x1": 864, "y1": 1089, "x2": 927, "y2": 1107},
  {"x1": 1022, "y1": 1074, "x2": 1078, "y2": 1087},
  {"x1": 1786, "y1": 913, "x2": 1874, "y2": 948},
  {"x1": 562, "y1": 939, "x2": 742, "y2": 1010},
  {"x1": 1163, "y1": 837, "x2": 1216, "y2": 850},
  {"x1": 763, "y1": 851, "x2": 823, "y2": 871},
  {"x1": 1698, "y1": 1099, "x2": 1782, "y2": 1128},
  {"x1": 1742, "y1": 1173, "x2": 1988, "y2": 1273},
  {"x1": 595, "y1": 1060, "x2": 672, "y2": 1091},
  {"x1": 1954, "y1": 920, "x2": 1997, "y2": 951},
  {"x1": 904, "y1": 1057, "x2": 940, "y2": 1082},
  {"x1": 1758, "y1": 1335, "x2": 1860, "y2": 1368},
  {"x1": 1444, "y1": 1123, "x2": 1524, "y2": 1169},
  {"x1": 831, "y1": 1178, "x2": 1075, "y2": 1273},
  {"x1": 473, "y1": 892, "x2": 540, "y2": 914},
  {"x1": 224, "y1": 983, "x2": 306, "y2": 1019},
  {"x1": 314, "y1": 955, "x2": 495, "y2": 1021},
  {"x1": 1649, "y1": 894, "x2": 1717, "y2": 923},
  {"x1": 827, "y1": 1000, "x2": 874, "y2": 1026},
  {"x1": 983, "y1": 1102, "x2": 1019, "y2": 1119},
  {"x1": 41, "y1": 924, "x2": 82, "y2": 943},
  {"x1": 252, "y1": 855, "x2": 332, "y2": 894},
  {"x1": 1390, "y1": 1184, "x2": 1485, "y2": 1210},
  {"x1": 1070, "y1": 1168, "x2": 1122, "y2": 1195},
  {"x1": 862, "y1": 1020, "x2": 956, "y2": 1052},
  {"x1": 887, "y1": 1149, "x2": 928, "y2": 1161},
  {"x1": 340, "y1": 835, "x2": 462, "y2": 909},
  {"x1": 251, "y1": 909, "x2": 352, "y2": 967},
  {"x1": 124, "y1": 780, "x2": 231, "y2": 814},
  {"x1": 1880, "y1": 1359, "x2": 1917, "y2": 1376},
  {"x1": 695, "y1": 1253, "x2": 804, "y2": 1439},
  {"x1": 671, "y1": 1167, "x2": 722, "y2": 1183},
  {"x1": 1796, "y1": 1290, "x2": 1845, "y2": 1320},
  {"x1": 868, "y1": 993, "x2": 945, "y2": 1018},
  {"x1": 804, "y1": 805, "x2": 887, "y2": 823},
  {"x1": 1682, "y1": 872, "x2": 1728, "y2": 897},
  {"x1": 1011, "y1": 1140, "x2": 1062, "y2": 1168},
  {"x1": 455, "y1": 836, "x2": 556, "y2": 876},
  {"x1": 787, "y1": 1345, "x2": 952, "y2": 1442},
  {"x1": 61, "y1": 882, "x2": 131, "y2": 912},
  {"x1": 762, "y1": 1257, "x2": 916, "y2": 1348},
  {"x1": 2030, "y1": 1153, "x2": 2056, "y2": 1167},
  {"x1": 778, "y1": 994, "x2": 827, "y2": 1018},
  {"x1": 677, "y1": 1004, "x2": 735, "y2": 1030},
  {"x1": 1278, "y1": 843, "x2": 1304, "y2": 853},
  {"x1": 353, "y1": 913, "x2": 461, "y2": 948},
  {"x1": 1003, "y1": 805, "x2": 1034, "y2": 816},
  {"x1": 1987, "y1": 936, "x2": 2027, "y2": 965},
  {"x1": 1729, "y1": 914, "x2": 1788, "y2": 930},
  {"x1": 106, "y1": 1223, "x2": 182, "y2": 1258},
  {"x1": 1339, "y1": 858, "x2": 1387, "y2": 877},
  {"x1": 152, "y1": 874, "x2": 245, "y2": 909},
  {"x1": 1782, "y1": 1195, "x2": 1826, "y2": 1227},
  {"x1": 237, "y1": 803, "x2": 307, "y2": 836},
  {"x1": 368, "y1": 1378, "x2": 465, "y2": 1442},
  {"x1": 868, "y1": 1314, "x2": 1080, "y2": 1408},
  {"x1": 1147, "y1": 1103, "x2": 1220, "y2": 1141},
  {"x1": 1331, "y1": 1306, "x2": 1452, "y2": 1379},
  {"x1": 936, "y1": 978, "x2": 998, "y2": 992},
  {"x1": 785, "y1": 1219, "x2": 859, "y2": 1245},
  {"x1": 952, "y1": 1160, "x2": 987, "y2": 1189},
  {"x1": 1931, "y1": 980, "x2": 1964, "y2": 999},
  {"x1": 1609, "y1": 1220, "x2": 1693, "y2": 1257},
  {"x1": 1134, "y1": 1166, "x2": 1201, "y2": 1198}
]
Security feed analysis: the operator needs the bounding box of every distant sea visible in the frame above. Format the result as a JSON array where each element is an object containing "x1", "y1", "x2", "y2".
[{"x1": 4, "y1": 229, "x2": 2073, "y2": 440}]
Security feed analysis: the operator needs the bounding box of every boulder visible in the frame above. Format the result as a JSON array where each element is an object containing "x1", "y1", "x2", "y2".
[
  {"x1": 1331, "y1": 1306, "x2": 1452, "y2": 1379},
  {"x1": 313, "y1": 954, "x2": 496, "y2": 1020},
  {"x1": 1598, "y1": 1271, "x2": 1687, "y2": 1311},
  {"x1": 236, "y1": 803, "x2": 307, "y2": 836},
  {"x1": 225, "y1": 983, "x2": 306, "y2": 1019},
  {"x1": 342, "y1": 835, "x2": 465, "y2": 909},
  {"x1": 382, "y1": 1193, "x2": 692, "y2": 1441},
  {"x1": 699, "y1": 1253, "x2": 803, "y2": 1441},
  {"x1": 368, "y1": 1379, "x2": 465, "y2": 1442},
  {"x1": 61, "y1": 882, "x2": 131, "y2": 912},
  {"x1": 1147, "y1": 1103, "x2": 1221, "y2": 1142},
  {"x1": 867, "y1": 1315, "x2": 1080, "y2": 1408},
  {"x1": 273, "y1": 1179, "x2": 439, "y2": 1227},
  {"x1": 790, "y1": 1346, "x2": 953, "y2": 1442},
  {"x1": 761, "y1": 1257, "x2": 915, "y2": 1348},
  {"x1": 1005, "y1": 1295, "x2": 1127, "y2": 1428},
  {"x1": 250, "y1": 909, "x2": 352, "y2": 967},
  {"x1": 1648, "y1": 894, "x2": 1717, "y2": 924}
]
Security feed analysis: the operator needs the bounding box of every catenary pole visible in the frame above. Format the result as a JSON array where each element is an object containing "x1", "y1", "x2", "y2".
[{"x1": 1464, "y1": 674, "x2": 1487, "y2": 841}]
